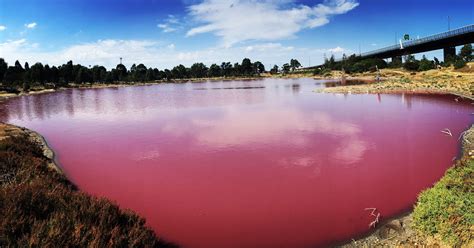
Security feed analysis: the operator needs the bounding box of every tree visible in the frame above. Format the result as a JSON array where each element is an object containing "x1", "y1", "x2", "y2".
[
  {"x1": 154, "y1": 68, "x2": 164, "y2": 80},
  {"x1": 171, "y1": 64, "x2": 188, "y2": 79},
  {"x1": 324, "y1": 55, "x2": 336, "y2": 70},
  {"x1": 290, "y1": 59, "x2": 301, "y2": 71},
  {"x1": 459, "y1": 44, "x2": 472, "y2": 62},
  {"x1": 75, "y1": 66, "x2": 92, "y2": 83},
  {"x1": 241, "y1": 58, "x2": 253, "y2": 75},
  {"x1": 62, "y1": 61, "x2": 74, "y2": 83},
  {"x1": 30, "y1": 62, "x2": 44, "y2": 83},
  {"x1": 418, "y1": 55, "x2": 435, "y2": 71},
  {"x1": 270, "y1": 65, "x2": 279, "y2": 74},
  {"x1": 253, "y1": 61, "x2": 265, "y2": 74},
  {"x1": 208, "y1": 64, "x2": 222, "y2": 77},
  {"x1": 145, "y1": 68, "x2": 155, "y2": 81},
  {"x1": 403, "y1": 55, "x2": 419, "y2": 71},
  {"x1": 220, "y1": 62, "x2": 232, "y2": 77},
  {"x1": 453, "y1": 58, "x2": 467, "y2": 69},
  {"x1": 0, "y1": 58, "x2": 7, "y2": 82},
  {"x1": 3, "y1": 60, "x2": 25, "y2": 86},
  {"x1": 190, "y1": 63, "x2": 208, "y2": 78},
  {"x1": 92, "y1": 65, "x2": 107, "y2": 83},
  {"x1": 132, "y1": 64, "x2": 147, "y2": 82},
  {"x1": 282, "y1": 63, "x2": 290, "y2": 74},
  {"x1": 43, "y1": 65, "x2": 52, "y2": 84},
  {"x1": 233, "y1": 62, "x2": 241, "y2": 76},
  {"x1": 164, "y1": 69, "x2": 172, "y2": 80},
  {"x1": 116, "y1": 63, "x2": 128, "y2": 81},
  {"x1": 50, "y1": 66, "x2": 60, "y2": 84}
]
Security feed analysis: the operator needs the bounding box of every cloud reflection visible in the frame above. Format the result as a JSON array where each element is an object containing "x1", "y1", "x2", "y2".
[{"x1": 160, "y1": 106, "x2": 371, "y2": 166}]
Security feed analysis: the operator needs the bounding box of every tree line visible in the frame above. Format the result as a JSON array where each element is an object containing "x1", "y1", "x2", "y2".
[{"x1": 0, "y1": 58, "x2": 269, "y2": 91}]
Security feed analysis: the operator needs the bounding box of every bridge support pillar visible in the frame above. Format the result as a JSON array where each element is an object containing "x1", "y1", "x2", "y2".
[
  {"x1": 443, "y1": 47, "x2": 456, "y2": 62},
  {"x1": 391, "y1": 56, "x2": 402, "y2": 65}
]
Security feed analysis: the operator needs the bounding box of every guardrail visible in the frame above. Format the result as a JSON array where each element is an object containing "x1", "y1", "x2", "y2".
[
  {"x1": 302, "y1": 24, "x2": 474, "y2": 69},
  {"x1": 361, "y1": 24, "x2": 474, "y2": 57}
]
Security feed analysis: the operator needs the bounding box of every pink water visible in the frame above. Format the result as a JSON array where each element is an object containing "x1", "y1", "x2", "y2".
[{"x1": 1, "y1": 78, "x2": 472, "y2": 248}]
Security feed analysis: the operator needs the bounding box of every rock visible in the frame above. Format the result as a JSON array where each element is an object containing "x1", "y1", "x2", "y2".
[{"x1": 377, "y1": 219, "x2": 404, "y2": 239}]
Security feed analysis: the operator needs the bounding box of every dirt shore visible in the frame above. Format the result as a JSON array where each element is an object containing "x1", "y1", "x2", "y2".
[
  {"x1": 0, "y1": 122, "x2": 62, "y2": 174},
  {"x1": 316, "y1": 64, "x2": 474, "y2": 99}
]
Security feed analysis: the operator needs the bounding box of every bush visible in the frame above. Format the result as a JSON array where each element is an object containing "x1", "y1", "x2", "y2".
[
  {"x1": 404, "y1": 60, "x2": 419, "y2": 71},
  {"x1": 0, "y1": 133, "x2": 177, "y2": 247},
  {"x1": 413, "y1": 158, "x2": 474, "y2": 246},
  {"x1": 418, "y1": 59, "x2": 435, "y2": 71},
  {"x1": 454, "y1": 59, "x2": 467, "y2": 69}
]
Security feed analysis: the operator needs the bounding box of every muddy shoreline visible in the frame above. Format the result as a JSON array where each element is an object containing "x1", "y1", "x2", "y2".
[{"x1": 0, "y1": 123, "x2": 63, "y2": 175}]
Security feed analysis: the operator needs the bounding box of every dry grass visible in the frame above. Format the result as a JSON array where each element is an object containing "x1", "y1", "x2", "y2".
[{"x1": 317, "y1": 64, "x2": 474, "y2": 98}]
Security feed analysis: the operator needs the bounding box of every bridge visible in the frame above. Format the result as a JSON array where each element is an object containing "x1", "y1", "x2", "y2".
[{"x1": 303, "y1": 24, "x2": 474, "y2": 69}]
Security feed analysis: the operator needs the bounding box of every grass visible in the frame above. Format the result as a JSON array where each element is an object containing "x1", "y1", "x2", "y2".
[
  {"x1": 0, "y1": 132, "x2": 177, "y2": 247},
  {"x1": 412, "y1": 146, "x2": 473, "y2": 246}
]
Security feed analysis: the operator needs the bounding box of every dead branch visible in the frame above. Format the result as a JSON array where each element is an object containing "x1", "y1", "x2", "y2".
[{"x1": 441, "y1": 128, "x2": 453, "y2": 137}]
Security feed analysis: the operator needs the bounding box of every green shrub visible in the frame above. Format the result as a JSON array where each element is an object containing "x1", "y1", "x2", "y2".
[
  {"x1": 454, "y1": 59, "x2": 467, "y2": 69},
  {"x1": 418, "y1": 58, "x2": 435, "y2": 71},
  {"x1": 413, "y1": 159, "x2": 474, "y2": 246}
]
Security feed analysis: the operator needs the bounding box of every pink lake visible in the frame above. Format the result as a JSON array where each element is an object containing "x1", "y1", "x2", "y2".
[{"x1": 1, "y1": 78, "x2": 472, "y2": 248}]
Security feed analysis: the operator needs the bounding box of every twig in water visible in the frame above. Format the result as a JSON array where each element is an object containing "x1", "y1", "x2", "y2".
[
  {"x1": 369, "y1": 213, "x2": 380, "y2": 228},
  {"x1": 441, "y1": 128, "x2": 453, "y2": 137},
  {"x1": 365, "y1": 208, "x2": 381, "y2": 228},
  {"x1": 364, "y1": 207, "x2": 377, "y2": 216}
]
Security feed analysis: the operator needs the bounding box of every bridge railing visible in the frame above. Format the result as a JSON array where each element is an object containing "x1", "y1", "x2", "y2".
[
  {"x1": 361, "y1": 24, "x2": 474, "y2": 57},
  {"x1": 304, "y1": 24, "x2": 474, "y2": 68}
]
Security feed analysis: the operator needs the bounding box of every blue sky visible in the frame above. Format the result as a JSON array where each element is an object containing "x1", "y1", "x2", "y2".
[{"x1": 0, "y1": 0, "x2": 473, "y2": 69}]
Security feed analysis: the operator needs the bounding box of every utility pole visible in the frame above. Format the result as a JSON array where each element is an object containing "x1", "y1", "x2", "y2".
[
  {"x1": 358, "y1": 44, "x2": 361, "y2": 56},
  {"x1": 447, "y1": 16, "x2": 451, "y2": 31},
  {"x1": 120, "y1": 57, "x2": 123, "y2": 65}
]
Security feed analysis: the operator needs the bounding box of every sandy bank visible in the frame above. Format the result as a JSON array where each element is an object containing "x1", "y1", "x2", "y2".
[{"x1": 315, "y1": 65, "x2": 474, "y2": 99}]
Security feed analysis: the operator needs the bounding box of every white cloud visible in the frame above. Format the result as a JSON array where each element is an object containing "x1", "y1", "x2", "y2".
[
  {"x1": 328, "y1": 46, "x2": 344, "y2": 53},
  {"x1": 186, "y1": 0, "x2": 359, "y2": 47},
  {"x1": 25, "y1": 22, "x2": 37, "y2": 29},
  {"x1": 245, "y1": 43, "x2": 294, "y2": 52},
  {"x1": 161, "y1": 107, "x2": 370, "y2": 165},
  {"x1": 0, "y1": 38, "x2": 342, "y2": 69},
  {"x1": 157, "y1": 24, "x2": 176, "y2": 33},
  {"x1": 157, "y1": 15, "x2": 181, "y2": 33},
  {"x1": 0, "y1": 25, "x2": 6, "y2": 31}
]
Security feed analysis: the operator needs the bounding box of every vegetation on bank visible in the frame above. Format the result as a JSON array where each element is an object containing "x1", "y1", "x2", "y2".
[
  {"x1": 413, "y1": 159, "x2": 473, "y2": 246},
  {"x1": 320, "y1": 61, "x2": 474, "y2": 98},
  {"x1": 314, "y1": 43, "x2": 472, "y2": 74},
  {"x1": 0, "y1": 124, "x2": 176, "y2": 247},
  {"x1": 412, "y1": 127, "x2": 474, "y2": 247}
]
